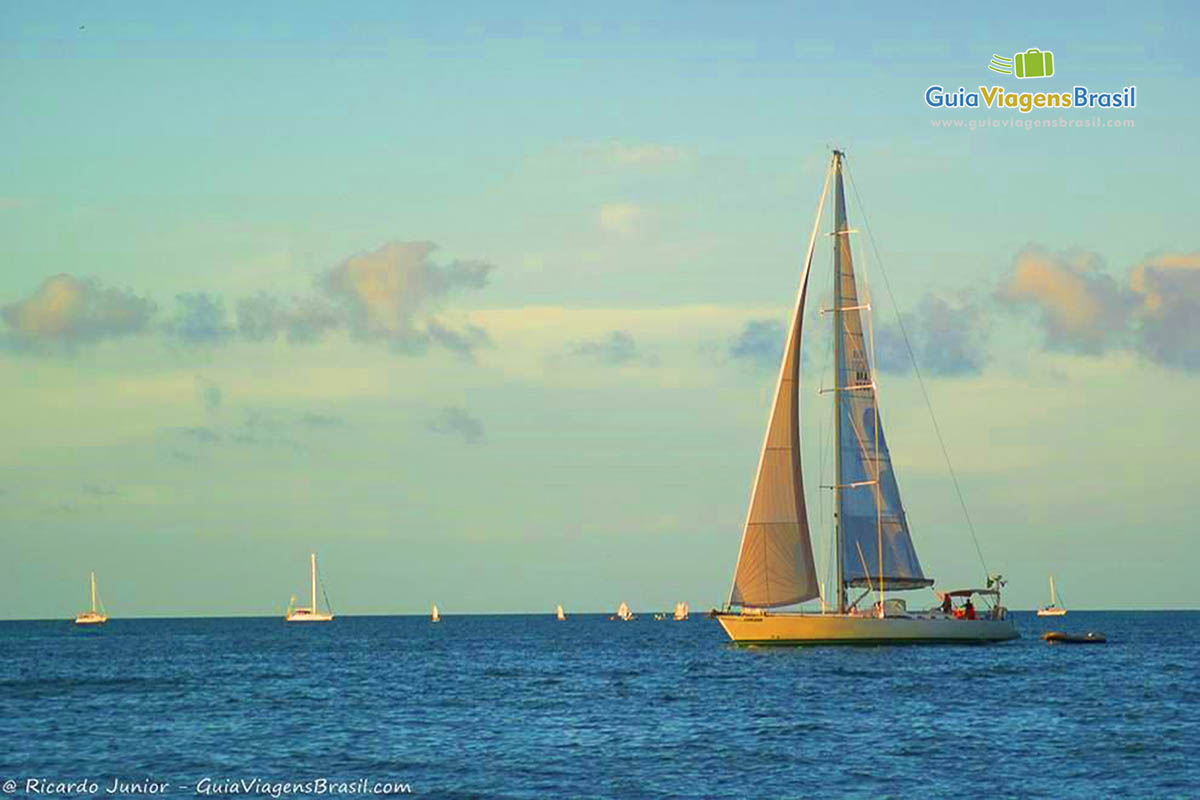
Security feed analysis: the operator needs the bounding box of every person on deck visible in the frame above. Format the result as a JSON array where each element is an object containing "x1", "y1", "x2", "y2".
[
  {"x1": 964, "y1": 598, "x2": 977, "y2": 620},
  {"x1": 941, "y1": 593, "x2": 953, "y2": 614}
]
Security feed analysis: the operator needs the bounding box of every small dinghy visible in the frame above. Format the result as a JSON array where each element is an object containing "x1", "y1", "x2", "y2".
[{"x1": 1043, "y1": 631, "x2": 1105, "y2": 644}]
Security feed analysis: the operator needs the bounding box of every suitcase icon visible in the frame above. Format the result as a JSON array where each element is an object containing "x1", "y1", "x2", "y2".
[{"x1": 1014, "y1": 48, "x2": 1054, "y2": 79}]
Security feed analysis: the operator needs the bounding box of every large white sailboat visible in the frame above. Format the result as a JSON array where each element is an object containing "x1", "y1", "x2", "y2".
[
  {"x1": 1037, "y1": 576, "x2": 1067, "y2": 616},
  {"x1": 716, "y1": 151, "x2": 1017, "y2": 645},
  {"x1": 74, "y1": 571, "x2": 108, "y2": 625},
  {"x1": 285, "y1": 552, "x2": 334, "y2": 622}
]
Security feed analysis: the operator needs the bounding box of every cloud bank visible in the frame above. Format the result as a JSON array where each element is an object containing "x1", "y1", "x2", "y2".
[
  {"x1": 1, "y1": 274, "x2": 156, "y2": 347},
  {"x1": 875, "y1": 294, "x2": 988, "y2": 377},
  {"x1": 2, "y1": 241, "x2": 494, "y2": 357},
  {"x1": 998, "y1": 247, "x2": 1200, "y2": 370},
  {"x1": 567, "y1": 330, "x2": 642, "y2": 365},
  {"x1": 996, "y1": 248, "x2": 1132, "y2": 354},
  {"x1": 1130, "y1": 252, "x2": 1200, "y2": 370},
  {"x1": 728, "y1": 319, "x2": 785, "y2": 369},
  {"x1": 427, "y1": 406, "x2": 486, "y2": 445}
]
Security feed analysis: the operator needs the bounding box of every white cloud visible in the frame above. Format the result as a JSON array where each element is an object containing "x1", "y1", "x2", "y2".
[{"x1": 597, "y1": 203, "x2": 645, "y2": 236}]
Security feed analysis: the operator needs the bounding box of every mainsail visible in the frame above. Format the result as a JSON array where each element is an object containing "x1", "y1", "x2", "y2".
[
  {"x1": 831, "y1": 159, "x2": 931, "y2": 591},
  {"x1": 728, "y1": 168, "x2": 831, "y2": 609}
]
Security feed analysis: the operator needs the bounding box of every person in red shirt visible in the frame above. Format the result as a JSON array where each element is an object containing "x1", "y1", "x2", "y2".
[{"x1": 964, "y1": 598, "x2": 977, "y2": 620}]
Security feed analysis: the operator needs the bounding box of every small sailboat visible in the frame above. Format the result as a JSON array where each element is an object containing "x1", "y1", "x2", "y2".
[
  {"x1": 74, "y1": 571, "x2": 108, "y2": 625},
  {"x1": 612, "y1": 601, "x2": 634, "y2": 621},
  {"x1": 673, "y1": 601, "x2": 690, "y2": 621},
  {"x1": 285, "y1": 552, "x2": 334, "y2": 622},
  {"x1": 431, "y1": 604, "x2": 441, "y2": 623},
  {"x1": 555, "y1": 603, "x2": 566, "y2": 621},
  {"x1": 715, "y1": 151, "x2": 1018, "y2": 645},
  {"x1": 1037, "y1": 575, "x2": 1068, "y2": 616}
]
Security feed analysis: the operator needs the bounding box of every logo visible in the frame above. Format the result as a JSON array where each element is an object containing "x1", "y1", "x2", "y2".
[
  {"x1": 924, "y1": 47, "x2": 1135, "y2": 114},
  {"x1": 989, "y1": 49, "x2": 1055, "y2": 79}
]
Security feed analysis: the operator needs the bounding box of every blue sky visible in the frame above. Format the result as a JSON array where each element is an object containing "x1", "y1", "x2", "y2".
[{"x1": 1, "y1": 1, "x2": 1197, "y2": 617}]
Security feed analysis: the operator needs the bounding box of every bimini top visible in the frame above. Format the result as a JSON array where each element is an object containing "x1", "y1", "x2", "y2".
[{"x1": 937, "y1": 588, "x2": 1001, "y2": 598}]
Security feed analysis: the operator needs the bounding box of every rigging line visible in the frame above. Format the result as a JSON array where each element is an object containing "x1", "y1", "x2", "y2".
[
  {"x1": 843, "y1": 164, "x2": 990, "y2": 577},
  {"x1": 319, "y1": 575, "x2": 334, "y2": 615}
]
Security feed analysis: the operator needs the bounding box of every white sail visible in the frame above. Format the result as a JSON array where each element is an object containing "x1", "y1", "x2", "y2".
[
  {"x1": 556, "y1": 603, "x2": 566, "y2": 621},
  {"x1": 673, "y1": 601, "x2": 689, "y2": 621},
  {"x1": 728, "y1": 166, "x2": 831, "y2": 609},
  {"x1": 616, "y1": 601, "x2": 633, "y2": 621},
  {"x1": 1038, "y1": 576, "x2": 1067, "y2": 615},
  {"x1": 285, "y1": 552, "x2": 333, "y2": 622},
  {"x1": 431, "y1": 603, "x2": 440, "y2": 622},
  {"x1": 74, "y1": 571, "x2": 108, "y2": 625}
]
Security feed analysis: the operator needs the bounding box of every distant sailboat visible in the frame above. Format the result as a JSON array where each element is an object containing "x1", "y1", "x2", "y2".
[
  {"x1": 74, "y1": 571, "x2": 108, "y2": 625},
  {"x1": 715, "y1": 150, "x2": 1018, "y2": 645},
  {"x1": 556, "y1": 603, "x2": 566, "y2": 621},
  {"x1": 1037, "y1": 576, "x2": 1068, "y2": 617},
  {"x1": 431, "y1": 604, "x2": 441, "y2": 623},
  {"x1": 613, "y1": 601, "x2": 634, "y2": 621},
  {"x1": 285, "y1": 553, "x2": 333, "y2": 622},
  {"x1": 673, "y1": 601, "x2": 690, "y2": 621}
]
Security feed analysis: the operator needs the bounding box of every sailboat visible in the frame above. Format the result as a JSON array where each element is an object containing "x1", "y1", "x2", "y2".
[
  {"x1": 74, "y1": 571, "x2": 108, "y2": 625},
  {"x1": 431, "y1": 604, "x2": 441, "y2": 623},
  {"x1": 716, "y1": 150, "x2": 1018, "y2": 645},
  {"x1": 673, "y1": 601, "x2": 690, "y2": 621},
  {"x1": 556, "y1": 603, "x2": 567, "y2": 621},
  {"x1": 612, "y1": 601, "x2": 634, "y2": 621},
  {"x1": 285, "y1": 552, "x2": 334, "y2": 622},
  {"x1": 1037, "y1": 576, "x2": 1067, "y2": 616}
]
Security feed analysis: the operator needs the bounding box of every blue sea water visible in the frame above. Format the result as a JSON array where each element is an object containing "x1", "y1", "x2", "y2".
[{"x1": 0, "y1": 612, "x2": 1197, "y2": 799}]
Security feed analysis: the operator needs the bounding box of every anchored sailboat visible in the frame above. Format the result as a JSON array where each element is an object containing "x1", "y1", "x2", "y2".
[
  {"x1": 74, "y1": 571, "x2": 108, "y2": 625},
  {"x1": 1037, "y1": 576, "x2": 1067, "y2": 616},
  {"x1": 285, "y1": 552, "x2": 334, "y2": 622},
  {"x1": 716, "y1": 150, "x2": 1017, "y2": 645}
]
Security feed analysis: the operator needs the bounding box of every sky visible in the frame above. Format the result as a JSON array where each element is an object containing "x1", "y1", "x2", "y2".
[{"x1": 1, "y1": 1, "x2": 1198, "y2": 618}]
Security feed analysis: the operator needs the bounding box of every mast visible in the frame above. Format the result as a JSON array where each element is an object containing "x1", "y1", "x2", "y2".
[
  {"x1": 1050, "y1": 575, "x2": 1057, "y2": 606},
  {"x1": 310, "y1": 553, "x2": 317, "y2": 613},
  {"x1": 90, "y1": 572, "x2": 97, "y2": 614},
  {"x1": 832, "y1": 150, "x2": 846, "y2": 615}
]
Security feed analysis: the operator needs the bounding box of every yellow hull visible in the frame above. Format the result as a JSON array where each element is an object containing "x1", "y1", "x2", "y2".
[{"x1": 717, "y1": 612, "x2": 1018, "y2": 645}]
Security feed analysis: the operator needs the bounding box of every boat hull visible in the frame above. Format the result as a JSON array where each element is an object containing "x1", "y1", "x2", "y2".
[
  {"x1": 285, "y1": 611, "x2": 333, "y2": 622},
  {"x1": 1043, "y1": 630, "x2": 1104, "y2": 644},
  {"x1": 1036, "y1": 608, "x2": 1067, "y2": 616},
  {"x1": 716, "y1": 612, "x2": 1018, "y2": 645},
  {"x1": 74, "y1": 613, "x2": 107, "y2": 626}
]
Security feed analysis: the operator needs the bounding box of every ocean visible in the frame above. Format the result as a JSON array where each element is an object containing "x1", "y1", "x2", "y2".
[{"x1": 0, "y1": 612, "x2": 1196, "y2": 799}]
